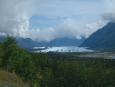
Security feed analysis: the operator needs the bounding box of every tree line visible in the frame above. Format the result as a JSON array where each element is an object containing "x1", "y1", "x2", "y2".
[{"x1": 0, "y1": 37, "x2": 115, "y2": 87}]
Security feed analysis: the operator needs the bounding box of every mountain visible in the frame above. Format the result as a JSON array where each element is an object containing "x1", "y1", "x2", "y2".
[
  {"x1": 0, "y1": 37, "x2": 38, "y2": 49},
  {"x1": 17, "y1": 37, "x2": 85, "y2": 49},
  {"x1": 16, "y1": 38, "x2": 41, "y2": 49},
  {"x1": 81, "y1": 22, "x2": 115, "y2": 51},
  {"x1": 0, "y1": 36, "x2": 85, "y2": 49},
  {"x1": 0, "y1": 36, "x2": 5, "y2": 42},
  {"x1": 48, "y1": 37, "x2": 85, "y2": 47}
]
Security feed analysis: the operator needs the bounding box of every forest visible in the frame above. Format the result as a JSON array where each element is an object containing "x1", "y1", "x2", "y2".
[{"x1": 0, "y1": 37, "x2": 115, "y2": 87}]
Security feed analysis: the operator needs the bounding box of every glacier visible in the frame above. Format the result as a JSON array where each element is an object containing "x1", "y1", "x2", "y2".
[{"x1": 33, "y1": 46, "x2": 93, "y2": 53}]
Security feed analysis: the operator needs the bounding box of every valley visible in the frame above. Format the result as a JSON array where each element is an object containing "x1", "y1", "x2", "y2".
[
  {"x1": 0, "y1": 37, "x2": 115, "y2": 87},
  {"x1": 1, "y1": 0, "x2": 115, "y2": 87}
]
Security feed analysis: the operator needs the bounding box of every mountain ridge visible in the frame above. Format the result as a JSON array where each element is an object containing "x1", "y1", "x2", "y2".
[
  {"x1": 0, "y1": 36, "x2": 85, "y2": 49},
  {"x1": 81, "y1": 22, "x2": 115, "y2": 51}
]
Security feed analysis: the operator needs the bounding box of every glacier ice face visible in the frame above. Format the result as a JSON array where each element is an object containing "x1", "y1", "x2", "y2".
[{"x1": 33, "y1": 46, "x2": 93, "y2": 53}]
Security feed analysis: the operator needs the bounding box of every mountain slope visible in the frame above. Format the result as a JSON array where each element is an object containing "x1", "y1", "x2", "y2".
[
  {"x1": 0, "y1": 36, "x2": 85, "y2": 49},
  {"x1": 17, "y1": 37, "x2": 85, "y2": 49},
  {"x1": 81, "y1": 22, "x2": 115, "y2": 50},
  {"x1": 48, "y1": 37, "x2": 85, "y2": 46}
]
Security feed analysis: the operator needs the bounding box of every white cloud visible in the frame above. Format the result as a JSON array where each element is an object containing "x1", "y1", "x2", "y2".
[{"x1": 0, "y1": 0, "x2": 115, "y2": 41}]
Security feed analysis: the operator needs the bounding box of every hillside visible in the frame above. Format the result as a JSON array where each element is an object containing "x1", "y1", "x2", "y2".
[
  {"x1": 0, "y1": 70, "x2": 27, "y2": 87},
  {"x1": 81, "y1": 22, "x2": 115, "y2": 51}
]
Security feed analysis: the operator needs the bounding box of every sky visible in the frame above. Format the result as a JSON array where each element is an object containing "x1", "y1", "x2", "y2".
[{"x1": 0, "y1": 0, "x2": 115, "y2": 41}]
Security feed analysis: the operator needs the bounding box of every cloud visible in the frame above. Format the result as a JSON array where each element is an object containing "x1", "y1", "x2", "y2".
[
  {"x1": 102, "y1": 13, "x2": 115, "y2": 22},
  {"x1": 0, "y1": 0, "x2": 29, "y2": 35},
  {"x1": 20, "y1": 18, "x2": 107, "y2": 41},
  {"x1": 101, "y1": 0, "x2": 115, "y2": 22},
  {"x1": 0, "y1": 0, "x2": 115, "y2": 41}
]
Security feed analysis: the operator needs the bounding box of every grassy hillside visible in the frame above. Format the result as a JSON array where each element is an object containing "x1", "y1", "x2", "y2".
[{"x1": 0, "y1": 70, "x2": 28, "y2": 87}]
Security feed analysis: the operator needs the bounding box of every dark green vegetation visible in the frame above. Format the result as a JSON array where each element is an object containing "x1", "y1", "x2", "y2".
[
  {"x1": 0, "y1": 37, "x2": 115, "y2": 87},
  {"x1": 81, "y1": 22, "x2": 115, "y2": 51}
]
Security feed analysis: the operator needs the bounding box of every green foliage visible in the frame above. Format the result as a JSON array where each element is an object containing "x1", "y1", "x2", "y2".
[
  {"x1": 0, "y1": 37, "x2": 115, "y2": 87},
  {"x1": 0, "y1": 37, "x2": 37, "y2": 86},
  {"x1": 1, "y1": 37, "x2": 17, "y2": 69}
]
